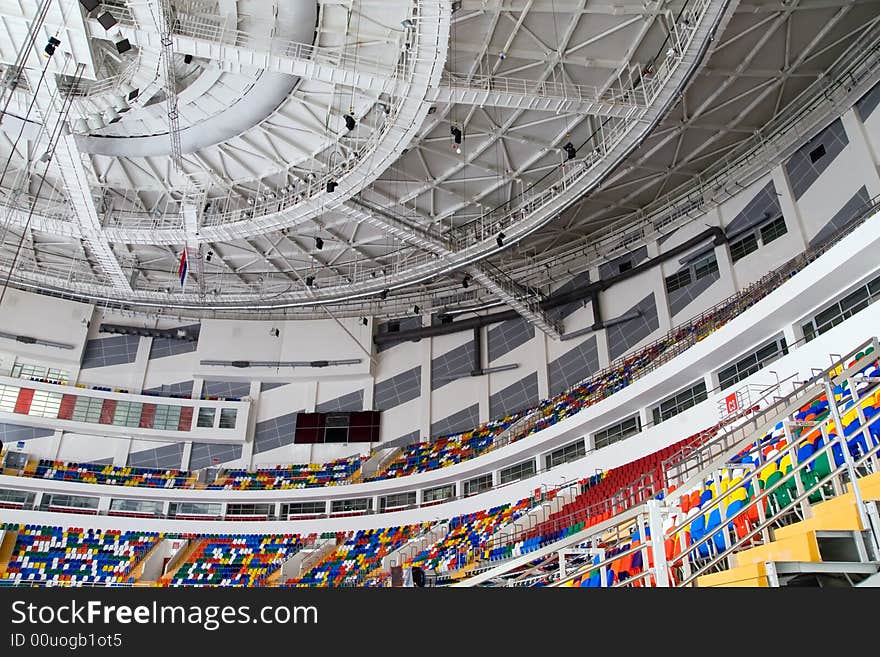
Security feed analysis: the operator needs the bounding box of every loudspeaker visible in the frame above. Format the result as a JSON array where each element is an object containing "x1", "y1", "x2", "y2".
[
  {"x1": 79, "y1": 0, "x2": 100, "y2": 11},
  {"x1": 97, "y1": 11, "x2": 117, "y2": 29},
  {"x1": 115, "y1": 38, "x2": 131, "y2": 54}
]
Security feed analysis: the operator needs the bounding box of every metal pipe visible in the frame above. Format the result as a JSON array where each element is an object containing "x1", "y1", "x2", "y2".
[{"x1": 375, "y1": 226, "x2": 725, "y2": 345}]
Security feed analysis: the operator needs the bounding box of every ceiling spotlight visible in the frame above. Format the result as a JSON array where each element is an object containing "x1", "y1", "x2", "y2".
[
  {"x1": 451, "y1": 0, "x2": 462, "y2": 12},
  {"x1": 97, "y1": 12, "x2": 117, "y2": 30},
  {"x1": 44, "y1": 36, "x2": 61, "y2": 57},
  {"x1": 462, "y1": 275, "x2": 470, "y2": 288},
  {"x1": 496, "y1": 232, "x2": 505, "y2": 248},
  {"x1": 361, "y1": 317, "x2": 369, "y2": 326},
  {"x1": 401, "y1": 18, "x2": 414, "y2": 28},
  {"x1": 205, "y1": 250, "x2": 213, "y2": 262},
  {"x1": 326, "y1": 181, "x2": 338, "y2": 193},
  {"x1": 412, "y1": 304, "x2": 420, "y2": 315},
  {"x1": 315, "y1": 237, "x2": 324, "y2": 250},
  {"x1": 379, "y1": 289, "x2": 389, "y2": 300},
  {"x1": 563, "y1": 142, "x2": 576, "y2": 160},
  {"x1": 343, "y1": 114, "x2": 356, "y2": 131},
  {"x1": 450, "y1": 126, "x2": 462, "y2": 144},
  {"x1": 375, "y1": 101, "x2": 389, "y2": 114},
  {"x1": 305, "y1": 275, "x2": 315, "y2": 287},
  {"x1": 498, "y1": 52, "x2": 506, "y2": 61}
]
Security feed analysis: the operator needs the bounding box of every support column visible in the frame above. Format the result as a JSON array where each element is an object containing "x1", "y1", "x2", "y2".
[
  {"x1": 535, "y1": 331, "x2": 550, "y2": 400},
  {"x1": 771, "y1": 165, "x2": 809, "y2": 251},
  {"x1": 362, "y1": 375, "x2": 375, "y2": 412},
  {"x1": 132, "y1": 337, "x2": 152, "y2": 393},
  {"x1": 113, "y1": 438, "x2": 132, "y2": 467},
  {"x1": 477, "y1": 327, "x2": 490, "y2": 423},
  {"x1": 240, "y1": 380, "x2": 260, "y2": 468},
  {"x1": 841, "y1": 108, "x2": 880, "y2": 197},
  {"x1": 647, "y1": 238, "x2": 673, "y2": 333},
  {"x1": 420, "y1": 336, "x2": 433, "y2": 441},
  {"x1": 181, "y1": 442, "x2": 193, "y2": 470}
]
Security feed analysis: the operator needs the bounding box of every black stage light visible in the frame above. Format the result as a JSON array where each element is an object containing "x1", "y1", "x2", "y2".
[{"x1": 97, "y1": 12, "x2": 117, "y2": 29}]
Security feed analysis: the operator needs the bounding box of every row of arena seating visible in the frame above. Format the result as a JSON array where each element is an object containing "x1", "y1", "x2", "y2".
[
  {"x1": 207, "y1": 456, "x2": 366, "y2": 490},
  {"x1": 11, "y1": 456, "x2": 364, "y2": 491},
  {"x1": 287, "y1": 525, "x2": 428, "y2": 587},
  {"x1": 365, "y1": 415, "x2": 523, "y2": 481},
  {"x1": 0, "y1": 244, "x2": 808, "y2": 491},
  {"x1": 167, "y1": 534, "x2": 309, "y2": 587},
  {"x1": 34, "y1": 460, "x2": 198, "y2": 489},
  {"x1": 671, "y1": 348, "x2": 880, "y2": 562},
  {"x1": 409, "y1": 499, "x2": 534, "y2": 574},
  {"x1": 0, "y1": 524, "x2": 160, "y2": 586},
  {"x1": 479, "y1": 426, "x2": 720, "y2": 564},
  {"x1": 554, "y1": 348, "x2": 880, "y2": 587}
]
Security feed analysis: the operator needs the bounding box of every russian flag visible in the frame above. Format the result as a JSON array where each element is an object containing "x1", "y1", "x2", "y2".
[{"x1": 178, "y1": 248, "x2": 189, "y2": 288}]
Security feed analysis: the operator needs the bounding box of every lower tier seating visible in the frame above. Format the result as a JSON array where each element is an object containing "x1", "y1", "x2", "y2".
[{"x1": 0, "y1": 524, "x2": 160, "y2": 586}]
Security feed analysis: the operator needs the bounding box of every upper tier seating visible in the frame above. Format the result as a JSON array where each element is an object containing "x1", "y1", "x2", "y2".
[
  {"x1": 35, "y1": 460, "x2": 197, "y2": 489},
  {"x1": 0, "y1": 524, "x2": 160, "y2": 586},
  {"x1": 366, "y1": 415, "x2": 522, "y2": 481},
  {"x1": 208, "y1": 456, "x2": 365, "y2": 490},
  {"x1": 168, "y1": 534, "x2": 307, "y2": 586}
]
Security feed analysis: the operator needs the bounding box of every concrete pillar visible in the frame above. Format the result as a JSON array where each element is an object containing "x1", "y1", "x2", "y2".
[
  {"x1": 841, "y1": 108, "x2": 880, "y2": 197},
  {"x1": 771, "y1": 165, "x2": 809, "y2": 252},
  {"x1": 420, "y1": 336, "x2": 432, "y2": 440}
]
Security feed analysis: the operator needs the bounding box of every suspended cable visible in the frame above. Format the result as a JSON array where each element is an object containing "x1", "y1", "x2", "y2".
[{"x1": 0, "y1": 63, "x2": 84, "y2": 309}]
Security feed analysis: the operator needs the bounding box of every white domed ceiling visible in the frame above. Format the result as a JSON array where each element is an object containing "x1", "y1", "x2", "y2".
[{"x1": 0, "y1": 0, "x2": 877, "y2": 331}]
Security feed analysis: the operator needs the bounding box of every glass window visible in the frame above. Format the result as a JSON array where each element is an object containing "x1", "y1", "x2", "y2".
[
  {"x1": 330, "y1": 498, "x2": 371, "y2": 513},
  {"x1": 717, "y1": 337, "x2": 788, "y2": 390},
  {"x1": 693, "y1": 254, "x2": 719, "y2": 280},
  {"x1": 760, "y1": 216, "x2": 788, "y2": 245},
  {"x1": 593, "y1": 415, "x2": 641, "y2": 450},
  {"x1": 226, "y1": 503, "x2": 272, "y2": 517},
  {"x1": 28, "y1": 390, "x2": 62, "y2": 418},
  {"x1": 10, "y1": 363, "x2": 69, "y2": 384},
  {"x1": 730, "y1": 232, "x2": 759, "y2": 263},
  {"x1": 168, "y1": 502, "x2": 221, "y2": 517},
  {"x1": 0, "y1": 385, "x2": 19, "y2": 413},
  {"x1": 109, "y1": 499, "x2": 164, "y2": 516},
  {"x1": 281, "y1": 502, "x2": 326, "y2": 516},
  {"x1": 0, "y1": 489, "x2": 35, "y2": 507},
  {"x1": 665, "y1": 269, "x2": 692, "y2": 293},
  {"x1": 196, "y1": 407, "x2": 216, "y2": 428},
  {"x1": 219, "y1": 408, "x2": 237, "y2": 429},
  {"x1": 545, "y1": 440, "x2": 587, "y2": 469},
  {"x1": 380, "y1": 492, "x2": 417, "y2": 511},
  {"x1": 499, "y1": 459, "x2": 536, "y2": 485},
  {"x1": 422, "y1": 484, "x2": 455, "y2": 504},
  {"x1": 652, "y1": 381, "x2": 709, "y2": 425},
  {"x1": 464, "y1": 474, "x2": 493, "y2": 496}
]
